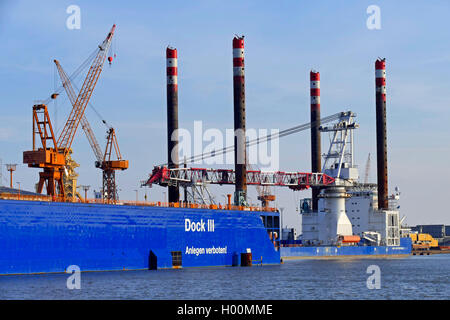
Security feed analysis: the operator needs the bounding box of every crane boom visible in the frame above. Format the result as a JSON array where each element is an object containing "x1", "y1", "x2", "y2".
[
  {"x1": 103, "y1": 128, "x2": 124, "y2": 162},
  {"x1": 23, "y1": 25, "x2": 117, "y2": 201},
  {"x1": 57, "y1": 24, "x2": 115, "y2": 154},
  {"x1": 102, "y1": 127, "x2": 128, "y2": 204},
  {"x1": 144, "y1": 166, "x2": 335, "y2": 190},
  {"x1": 54, "y1": 60, "x2": 104, "y2": 162},
  {"x1": 54, "y1": 58, "x2": 128, "y2": 204},
  {"x1": 159, "y1": 112, "x2": 345, "y2": 167}
]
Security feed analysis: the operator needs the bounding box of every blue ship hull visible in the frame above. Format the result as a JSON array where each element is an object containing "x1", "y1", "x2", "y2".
[
  {"x1": 280, "y1": 238, "x2": 412, "y2": 259},
  {"x1": 0, "y1": 199, "x2": 280, "y2": 275}
]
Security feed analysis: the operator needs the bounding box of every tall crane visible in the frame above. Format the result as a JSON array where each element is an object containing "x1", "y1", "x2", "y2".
[
  {"x1": 23, "y1": 25, "x2": 116, "y2": 201},
  {"x1": 54, "y1": 59, "x2": 104, "y2": 162},
  {"x1": 53, "y1": 59, "x2": 103, "y2": 201},
  {"x1": 54, "y1": 60, "x2": 128, "y2": 203},
  {"x1": 101, "y1": 127, "x2": 128, "y2": 203},
  {"x1": 144, "y1": 112, "x2": 350, "y2": 206},
  {"x1": 247, "y1": 161, "x2": 275, "y2": 208}
]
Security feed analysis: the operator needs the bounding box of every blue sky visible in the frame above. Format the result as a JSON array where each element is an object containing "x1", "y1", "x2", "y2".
[{"x1": 1, "y1": 1, "x2": 449, "y2": 231}]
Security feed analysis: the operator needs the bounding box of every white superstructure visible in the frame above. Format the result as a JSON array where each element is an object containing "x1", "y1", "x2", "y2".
[
  {"x1": 346, "y1": 187, "x2": 400, "y2": 246},
  {"x1": 301, "y1": 112, "x2": 401, "y2": 246}
]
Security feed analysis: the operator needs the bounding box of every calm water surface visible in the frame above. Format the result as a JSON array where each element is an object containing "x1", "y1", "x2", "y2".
[{"x1": 0, "y1": 255, "x2": 449, "y2": 299}]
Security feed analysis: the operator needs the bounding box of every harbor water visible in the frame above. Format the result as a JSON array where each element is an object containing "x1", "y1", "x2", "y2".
[{"x1": 0, "y1": 255, "x2": 449, "y2": 300}]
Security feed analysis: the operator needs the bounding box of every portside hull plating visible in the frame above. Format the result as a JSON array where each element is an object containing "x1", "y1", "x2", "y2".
[
  {"x1": 280, "y1": 238, "x2": 412, "y2": 259},
  {"x1": 0, "y1": 200, "x2": 280, "y2": 275}
]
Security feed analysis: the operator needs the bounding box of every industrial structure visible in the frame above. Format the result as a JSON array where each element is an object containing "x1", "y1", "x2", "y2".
[
  {"x1": 146, "y1": 166, "x2": 334, "y2": 191},
  {"x1": 53, "y1": 60, "x2": 128, "y2": 203},
  {"x1": 411, "y1": 225, "x2": 450, "y2": 246},
  {"x1": 248, "y1": 162, "x2": 276, "y2": 208},
  {"x1": 166, "y1": 47, "x2": 180, "y2": 203},
  {"x1": 0, "y1": 27, "x2": 416, "y2": 275},
  {"x1": 375, "y1": 58, "x2": 389, "y2": 210},
  {"x1": 294, "y1": 59, "x2": 403, "y2": 251},
  {"x1": 310, "y1": 71, "x2": 321, "y2": 211},
  {"x1": 22, "y1": 25, "x2": 116, "y2": 200},
  {"x1": 144, "y1": 41, "x2": 409, "y2": 254},
  {"x1": 233, "y1": 36, "x2": 247, "y2": 206},
  {"x1": 22, "y1": 25, "x2": 127, "y2": 203}
]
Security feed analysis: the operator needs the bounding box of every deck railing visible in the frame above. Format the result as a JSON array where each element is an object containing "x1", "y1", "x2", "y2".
[{"x1": 0, "y1": 192, "x2": 277, "y2": 212}]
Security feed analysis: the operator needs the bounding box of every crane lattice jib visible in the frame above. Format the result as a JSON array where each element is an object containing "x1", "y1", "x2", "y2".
[
  {"x1": 54, "y1": 60, "x2": 104, "y2": 162},
  {"x1": 56, "y1": 24, "x2": 116, "y2": 154},
  {"x1": 103, "y1": 128, "x2": 123, "y2": 162},
  {"x1": 145, "y1": 166, "x2": 335, "y2": 190}
]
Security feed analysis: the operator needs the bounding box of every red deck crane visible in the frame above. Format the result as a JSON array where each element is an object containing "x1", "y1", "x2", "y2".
[
  {"x1": 144, "y1": 166, "x2": 335, "y2": 191},
  {"x1": 23, "y1": 25, "x2": 116, "y2": 201},
  {"x1": 143, "y1": 113, "x2": 348, "y2": 203}
]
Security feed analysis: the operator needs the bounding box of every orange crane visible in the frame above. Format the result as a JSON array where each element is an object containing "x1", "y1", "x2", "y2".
[
  {"x1": 23, "y1": 25, "x2": 116, "y2": 201},
  {"x1": 54, "y1": 59, "x2": 128, "y2": 203},
  {"x1": 363, "y1": 153, "x2": 371, "y2": 184},
  {"x1": 102, "y1": 127, "x2": 128, "y2": 203},
  {"x1": 256, "y1": 185, "x2": 276, "y2": 208},
  {"x1": 247, "y1": 162, "x2": 275, "y2": 208},
  {"x1": 54, "y1": 60, "x2": 104, "y2": 164}
]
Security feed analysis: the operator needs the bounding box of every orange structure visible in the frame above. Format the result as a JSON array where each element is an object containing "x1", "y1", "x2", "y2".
[
  {"x1": 339, "y1": 235, "x2": 361, "y2": 244},
  {"x1": 54, "y1": 60, "x2": 104, "y2": 164},
  {"x1": 23, "y1": 25, "x2": 116, "y2": 201},
  {"x1": 54, "y1": 59, "x2": 128, "y2": 204}
]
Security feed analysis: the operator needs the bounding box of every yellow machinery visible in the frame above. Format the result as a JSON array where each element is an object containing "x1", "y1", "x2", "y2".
[
  {"x1": 409, "y1": 233, "x2": 439, "y2": 249},
  {"x1": 62, "y1": 149, "x2": 82, "y2": 201}
]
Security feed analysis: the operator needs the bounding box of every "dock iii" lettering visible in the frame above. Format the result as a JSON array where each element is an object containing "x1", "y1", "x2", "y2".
[{"x1": 185, "y1": 218, "x2": 215, "y2": 232}]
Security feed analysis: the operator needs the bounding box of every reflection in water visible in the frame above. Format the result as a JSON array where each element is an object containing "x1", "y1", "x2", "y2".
[{"x1": 0, "y1": 255, "x2": 449, "y2": 300}]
